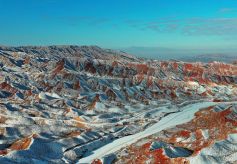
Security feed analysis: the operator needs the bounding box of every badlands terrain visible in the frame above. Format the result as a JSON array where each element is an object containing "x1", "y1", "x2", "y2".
[{"x1": 0, "y1": 45, "x2": 237, "y2": 163}]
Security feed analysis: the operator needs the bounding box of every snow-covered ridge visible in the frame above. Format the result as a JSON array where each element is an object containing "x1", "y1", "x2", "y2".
[
  {"x1": 78, "y1": 101, "x2": 216, "y2": 163},
  {"x1": 0, "y1": 46, "x2": 236, "y2": 163}
]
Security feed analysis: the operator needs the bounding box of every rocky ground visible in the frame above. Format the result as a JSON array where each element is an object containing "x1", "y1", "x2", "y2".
[{"x1": 0, "y1": 46, "x2": 237, "y2": 163}]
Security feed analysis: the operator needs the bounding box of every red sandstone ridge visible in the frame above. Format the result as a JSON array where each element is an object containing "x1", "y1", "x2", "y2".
[
  {"x1": 0, "y1": 134, "x2": 37, "y2": 156},
  {"x1": 114, "y1": 104, "x2": 237, "y2": 163},
  {"x1": 0, "y1": 46, "x2": 237, "y2": 163}
]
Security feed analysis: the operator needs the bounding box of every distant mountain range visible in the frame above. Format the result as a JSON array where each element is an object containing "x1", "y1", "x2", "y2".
[
  {"x1": 180, "y1": 54, "x2": 237, "y2": 63},
  {"x1": 121, "y1": 46, "x2": 237, "y2": 63}
]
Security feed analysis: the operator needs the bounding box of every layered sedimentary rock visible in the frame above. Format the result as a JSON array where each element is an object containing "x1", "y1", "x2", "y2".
[{"x1": 0, "y1": 46, "x2": 236, "y2": 163}]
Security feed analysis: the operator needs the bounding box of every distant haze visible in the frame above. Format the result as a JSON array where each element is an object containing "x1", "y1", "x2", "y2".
[{"x1": 120, "y1": 47, "x2": 237, "y2": 61}]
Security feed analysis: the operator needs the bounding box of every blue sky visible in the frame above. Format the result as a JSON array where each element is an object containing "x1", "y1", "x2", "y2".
[{"x1": 1, "y1": 0, "x2": 237, "y2": 57}]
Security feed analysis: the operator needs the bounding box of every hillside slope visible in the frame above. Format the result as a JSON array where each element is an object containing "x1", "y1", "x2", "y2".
[{"x1": 0, "y1": 46, "x2": 236, "y2": 163}]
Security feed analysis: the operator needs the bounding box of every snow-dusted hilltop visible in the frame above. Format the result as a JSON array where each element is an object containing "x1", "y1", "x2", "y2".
[{"x1": 0, "y1": 46, "x2": 237, "y2": 163}]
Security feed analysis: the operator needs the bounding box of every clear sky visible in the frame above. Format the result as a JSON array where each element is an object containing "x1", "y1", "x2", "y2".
[{"x1": 1, "y1": 0, "x2": 237, "y2": 57}]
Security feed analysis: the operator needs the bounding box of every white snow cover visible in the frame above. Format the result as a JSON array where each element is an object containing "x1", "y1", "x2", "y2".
[
  {"x1": 189, "y1": 133, "x2": 237, "y2": 163},
  {"x1": 78, "y1": 101, "x2": 216, "y2": 163},
  {"x1": 38, "y1": 92, "x2": 62, "y2": 100}
]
